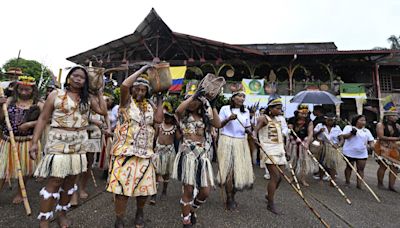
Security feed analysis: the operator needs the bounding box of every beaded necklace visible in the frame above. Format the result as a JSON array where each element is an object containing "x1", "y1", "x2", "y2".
[
  {"x1": 160, "y1": 123, "x2": 176, "y2": 135},
  {"x1": 133, "y1": 98, "x2": 148, "y2": 112}
]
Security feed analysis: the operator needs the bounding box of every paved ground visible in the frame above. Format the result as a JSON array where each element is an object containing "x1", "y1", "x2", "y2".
[{"x1": 0, "y1": 157, "x2": 399, "y2": 228}]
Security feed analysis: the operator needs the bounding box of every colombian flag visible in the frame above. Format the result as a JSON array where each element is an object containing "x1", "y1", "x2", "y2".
[{"x1": 169, "y1": 66, "x2": 186, "y2": 92}]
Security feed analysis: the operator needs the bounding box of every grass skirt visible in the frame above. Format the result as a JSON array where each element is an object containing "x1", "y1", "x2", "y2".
[
  {"x1": 216, "y1": 135, "x2": 253, "y2": 190},
  {"x1": 287, "y1": 139, "x2": 318, "y2": 176},
  {"x1": 34, "y1": 128, "x2": 88, "y2": 178},
  {"x1": 152, "y1": 143, "x2": 176, "y2": 176},
  {"x1": 107, "y1": 155, "x2": 156, "y2": 197},
  {"x1": 172, "y1": 140, "x2": 214, "y2": 188},
  {"x1": 320, "y1": 143, "x2": 344, "y2": 170},
  {"x1": 0, "y1": 136, "x2": 41, "y2": 180}
]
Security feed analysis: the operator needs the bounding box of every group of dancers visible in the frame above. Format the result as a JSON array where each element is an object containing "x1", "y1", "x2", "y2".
[{"x1": 0, "y1": 65, "x2": 399, "y2": 228}]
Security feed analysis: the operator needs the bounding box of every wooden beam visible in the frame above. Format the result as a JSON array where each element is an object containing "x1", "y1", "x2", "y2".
[{"x1": 141, "y1": 38, "x2": 155, "y2": 59}]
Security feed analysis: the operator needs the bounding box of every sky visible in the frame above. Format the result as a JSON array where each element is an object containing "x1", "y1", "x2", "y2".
[{"x1": 0, "y1": 0, "x2": 399, "y2": 80}]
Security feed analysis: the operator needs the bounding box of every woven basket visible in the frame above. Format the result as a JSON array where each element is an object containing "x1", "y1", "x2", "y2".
[
  {"x1": 198, "y1": 73, "x2": 226, "y2": 100},
  {"x1": 147, "y1": 62, "x2": 172, "y2": 94},
  {"x1": 87, "y1": 66, "x2": 105, "y2": 94}
]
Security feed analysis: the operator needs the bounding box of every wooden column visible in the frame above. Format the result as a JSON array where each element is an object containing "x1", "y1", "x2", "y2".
[{"x1": 375, "y1": 64, "x2": 383, "y2": 121}]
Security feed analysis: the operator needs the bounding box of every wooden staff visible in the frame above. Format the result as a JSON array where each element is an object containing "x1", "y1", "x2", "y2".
[
  {"x1": 90, "y1": 170, "x2": 98, "y2": 188},
  {"x1": 254, "y1": 139, "x2": 330, "y2": 228},
  {"x1": 290, "y1": 130, "x2": 352, "y2": 205},
  {"x1": 288, "y1": 163, "x2": 303, "y2": 196},
  {"x1": 373, "y1": 151, "x2": 400, "y2": 182},
  {"x1": 0, "y1": 88, "x2": 31, "y2": 215},
  {"x1": 320, "y1": 132, "x2": 381, "y2": 203}
]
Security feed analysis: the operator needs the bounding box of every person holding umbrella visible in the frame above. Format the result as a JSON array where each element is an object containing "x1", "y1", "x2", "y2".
[{"x1": 287, "y1": 104, "x2": 317, "y2": 186}]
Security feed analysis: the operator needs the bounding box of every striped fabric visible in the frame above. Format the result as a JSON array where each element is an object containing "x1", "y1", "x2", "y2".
[
  {"x1": 169, "y1": 66, "x2": 186, "y2": 92},
  {"x1": 0, "y1": 138, "x2": 41, "y2": 181}
]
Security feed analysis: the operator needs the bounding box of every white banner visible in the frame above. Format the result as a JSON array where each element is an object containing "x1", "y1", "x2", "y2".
[{"x1": 223, "y1": 93, "x2": 317, "y2": 118}]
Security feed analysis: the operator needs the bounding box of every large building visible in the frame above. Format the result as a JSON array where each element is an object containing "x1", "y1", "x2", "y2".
[{"x1": 67, "y1": 8, "x2": 400, "y2": 119}]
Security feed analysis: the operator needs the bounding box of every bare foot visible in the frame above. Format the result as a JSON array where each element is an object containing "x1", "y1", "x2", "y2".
[
  {"x1": 149, "y1": 195, "x2": 156, "y2": 205},
  {"x1": 70, "y1": 192, "x2": 79, "y2": 206},
  {"x1": 12, "y1": 193, "x2": 23, "y2": 204},
  {"x1": 58, "y1": 215, "x2": 72, "y2": 228},
  {"x1": 134, "y1": 210, "x2": 145, "y2": 228},
  {"x1": 114, "y1": 217, "x2": 124, "y2": 228},
  {"x1": 389, "y1": 187, "x2": 398, "y2": 192},
  {"x1": 301, "y1": 181, "x2": 310, "y2": 187},
  {"x1": 377, "y1": 184, "x2": 385, "y2": 190},
  {"x1": 356, "y1": 184, "x2": 362, "y2": 190},
  {"x1": 79, "y1": 190, "x2": 89, "y2": 199},
  {"x1": 160, "y1": 192, "x2": 167, "y2": 201},
  {"x1": 267, "y1": 204, "x2": 283, "y2": 215},
  {"x1": 39, "y1": 220, "x2": 50, "y2": 228}
]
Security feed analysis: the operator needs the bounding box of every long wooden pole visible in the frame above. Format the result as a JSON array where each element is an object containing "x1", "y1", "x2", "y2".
[
  {"x1": 288, "y1": 163, "x2": 303, "y2": 195},
  {"x1": 324, "y1": 132, "x2": 381, "y2": 203},
  {"x1": 320, "y1": 132, "x2": 381, "y2": 202},
  {"x1": 234, "y1": 118, "x2": 329, "y2": 227},
  {"x1": 254, "y1": 139, "x2": 330, "y2": 228},
  {"x1": 290, "y1": 130, "x2": 352, "y2": 205},
  {"x1": 0, "y1": 88, "x2": 31, "y2": 215}
]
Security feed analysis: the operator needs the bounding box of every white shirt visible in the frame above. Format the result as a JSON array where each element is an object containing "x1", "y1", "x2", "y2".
[
  {"x1": 274, "y1": 115, "x2": 289, "y2": 137},
  {"x1": 314, "y1": 123, "x2": 342, "y2": 145},
  {"x1": 219, "y1": 105, "x2": 251, "y2": 138},
  {"x1": 341, "y1": 125, "x2": 374, "y2": 159}
]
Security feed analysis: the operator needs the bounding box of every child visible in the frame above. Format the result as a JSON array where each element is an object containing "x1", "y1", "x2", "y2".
[{"x1": 150, "y1": 102, "x2": 180, "y2": 204}]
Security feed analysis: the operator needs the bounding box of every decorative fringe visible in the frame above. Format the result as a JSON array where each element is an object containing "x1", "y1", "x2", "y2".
[
  {"x1": 374, "y1": 155, "x2": 400, "y2": 169},
  {"x1": 34, "y1": 154, "x2": 87, "y2": 178},
  {"x1": 172, "y1": 150, "x2": 214, "y2": 188},
  {"x1": 39, "y1": 187, "x2": 60, "y2": 200},
  {"x1": 216, "y1": 135, "x2": 254, "y2": 190},
  {"x1": 287, "y1": 140, "x2": 318, "y2": 176},
  {"x1": 320, "y1": 143, "x2": 345, "y2": 170},
  {"x1": 67, "y1": 184, "x2": 78, "y2": 195},
  {"x1": 0, "y1": 138, "x2": 41, "y2": 179},
  {"x1": 153, "y1": 144, "x2": 176, "y2": 176},
  {"x1": 37, "y1": 211, "x2": 53, "y2": 220},
  {"x1": 55, "y1": 203, "x2": 71, "y2": 212}
]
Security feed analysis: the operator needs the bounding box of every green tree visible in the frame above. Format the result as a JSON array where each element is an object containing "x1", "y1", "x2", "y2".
[
  {"x1": 388, "y1": 35, "x2": 400, "y2": 49},
  {"x1": 2, "y1": 58, "x2": 55, "y2": 97},
  {"x1": 2, "y1": 58, "x2": 53, "y2": 82}
]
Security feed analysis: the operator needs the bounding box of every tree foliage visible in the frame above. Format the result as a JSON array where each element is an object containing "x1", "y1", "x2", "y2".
[
  {"x1": 2, "y1": 58, "x2": 55, "y2": 97},
  {"x1": 2, "y1": 58, "x2": 54, "y2": 81},
  {"x1": 387, "y1": 35, "x2": 400, "y2": 49}
]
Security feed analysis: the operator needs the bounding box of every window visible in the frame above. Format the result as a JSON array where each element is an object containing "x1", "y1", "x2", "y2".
[{"x1": 380, "y1": 74, "x2": 392, "y2": 92}]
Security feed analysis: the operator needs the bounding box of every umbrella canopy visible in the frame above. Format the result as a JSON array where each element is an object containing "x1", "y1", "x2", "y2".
[{"x1": 290, "y1": 90, "x2": 342, "y2": 105}]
